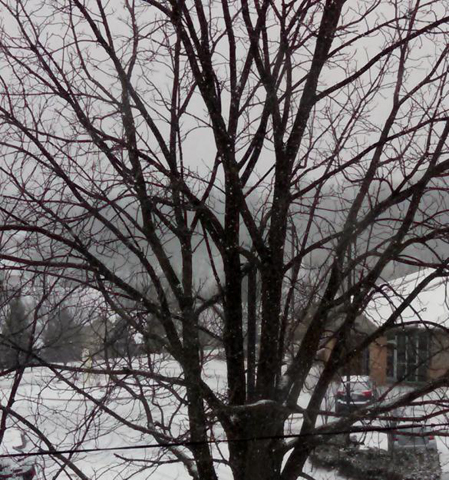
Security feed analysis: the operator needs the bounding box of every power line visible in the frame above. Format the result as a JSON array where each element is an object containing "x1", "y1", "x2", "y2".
[{"x1": 2, "y1": 421, "x2": 447, "y2": 460}]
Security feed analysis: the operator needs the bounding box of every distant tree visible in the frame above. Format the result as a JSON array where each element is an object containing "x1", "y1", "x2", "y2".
[
  {"x1": 104, "y1": 316, "x2": 138, "y2": 359},
  {"x1": 0, "y1": 297, "x2": 34, "y2": 368},
  {"x1": 41, "y1": 306, "x2": 84, "y2": 364}
]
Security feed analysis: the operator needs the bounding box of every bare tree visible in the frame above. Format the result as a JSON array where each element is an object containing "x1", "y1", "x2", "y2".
[{"x1": 0, "y1": 1, "x2": 449, "y2": 479}]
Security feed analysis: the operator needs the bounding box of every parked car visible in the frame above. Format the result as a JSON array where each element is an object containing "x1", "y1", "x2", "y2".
[
  {"x1": 387, "y1": 421, "x2": 438, "y2": 454},
  {"x1": 0, "y1": 458, "x2": 35, "y2": 480},
  {"x1": 335, "y1": 375, "x2": 377, "y2": 415}
]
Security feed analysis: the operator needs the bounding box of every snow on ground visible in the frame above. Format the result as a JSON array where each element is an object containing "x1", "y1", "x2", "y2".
[
  {"x1": 0, "y1": 361, "x2": 348, "y2": 480},
  {"x1": 0, "y1": 361, "x2": 447, "y2": 480}
]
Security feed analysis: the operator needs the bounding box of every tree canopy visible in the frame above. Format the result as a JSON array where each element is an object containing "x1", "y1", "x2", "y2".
[{"x1": 0, "y1": 1, "x2": 449, "y2": 479}]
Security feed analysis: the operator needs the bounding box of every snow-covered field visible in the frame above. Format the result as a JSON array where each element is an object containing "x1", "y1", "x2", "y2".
[{"x1": 0, "y1": 361, "x2": 448, "y2": 480}]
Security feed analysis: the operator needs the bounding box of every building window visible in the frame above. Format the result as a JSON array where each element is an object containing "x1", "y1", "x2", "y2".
[{"x1": 386, "y1": 329, "x2": 429, "y2": 383}]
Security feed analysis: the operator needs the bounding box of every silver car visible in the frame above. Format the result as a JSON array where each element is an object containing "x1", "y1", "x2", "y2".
[{"x1": 387, "y1": 422, "x2": 438, "y2": 453}]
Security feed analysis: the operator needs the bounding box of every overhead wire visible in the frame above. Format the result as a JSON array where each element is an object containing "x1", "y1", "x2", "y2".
[{"x1": 2, "y1": 420, "x2": 448, "y2": 460}]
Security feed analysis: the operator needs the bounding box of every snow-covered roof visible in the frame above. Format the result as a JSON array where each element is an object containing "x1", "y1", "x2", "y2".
[{"x1": 365, "y1": 268, "x2": 449, "y2": 330}]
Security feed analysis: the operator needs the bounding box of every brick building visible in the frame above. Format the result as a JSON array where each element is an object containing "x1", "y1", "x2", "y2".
[{"x1": 365, "y1": 268, "x2": 449, "y2": 386}]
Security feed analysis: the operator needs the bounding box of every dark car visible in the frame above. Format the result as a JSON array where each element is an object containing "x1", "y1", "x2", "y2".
[
  {"x1": 335, "y1": 375, "x2": 377, "y2": 415},
  {"x1": 0, "y1": 458, "x2": 36, "y2": 480}
]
